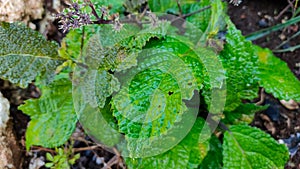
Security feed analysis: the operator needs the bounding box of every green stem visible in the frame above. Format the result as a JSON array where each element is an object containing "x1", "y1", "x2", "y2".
[
  {"x1": 273, "y1": 44, "x2": 300, "y2": 53},
  {"x1": 246, "y1": 16, "x2": 300, "y2": 41}
]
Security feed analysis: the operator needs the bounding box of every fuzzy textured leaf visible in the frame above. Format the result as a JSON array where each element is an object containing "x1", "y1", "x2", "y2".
[
  {"x1": 59, "y1": 25, "x2": 101, "y2": 60},
  {"x1": 112, "y1": 36, "x2": 213, "y2": 156},
  {"x1": 112, "y1": 37, "x2": 205, "y2": 138},
  {"x1": 125, "y1": 118, "x2": 210, "y2": 169},
  {"x1": 223, "y1": 125, "x2": 289, "y2": 169},
  {"x1": 148, "y1": 0, "x2": 177, "y2": 12},
  {"x1": 183, "y1": 0, "x2": 226, "y2": 39},
  {"x1": 216, "y1": 19, "x2": 260, "y2": 111},
  {"x1": 19, "y1": 78, "x2": 77, "y2": 149},
  {"x1": 255, "y1": 46, "x2": 300, "y2": 101},
  {"x1": 0, "y1": 22, "x2": 64, "y2": 87}
]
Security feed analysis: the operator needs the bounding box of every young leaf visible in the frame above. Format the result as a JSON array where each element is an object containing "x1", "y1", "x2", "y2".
[
  {"x1": 0, "y1": 22, "x2": 64, "y2": 87},
  {"x1": 45, "y1": 163, "x2": 54, "y2": 168},
  {"x1": 148, "y1": 0, "x2": 177, "y2": 12},
  {"x1": 112, "y1": 37, "x2": 205, "y2": 141},
  {"x1": 46, "y1": 153, "x2": 54, "y2": 161},
  {"x1": 223, "y1": 125, "x2": 289, "y2": 169},
  {"x1": 215, "y1": 19, "x2": 260, "y2": 111},
  {"x1": 255, "y1": 46, "x2": 300, "y2": 101},
  {"x1": 125, "y1": 118, "x2": 210, "y2": 169},
  {"x1": 84, "y1": 24, "x2": 140, "y2": 70},
  {"x1": 59, "y1": 26, "x2": 101, "y2": 60},
  {"x1": 19, "y1": 78, "x2": 77, "y2": 149},
  {"x1": 183, "y1": 0, "x2": 211, "y2": 32}
]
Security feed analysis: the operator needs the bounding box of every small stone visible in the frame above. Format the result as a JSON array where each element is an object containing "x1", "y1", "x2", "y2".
[
  {"x1": 29, "y1": 156, "x2": 45, "y2": 169},
  {"x1": 95, "y1": 157, "x2": 104, "y2": 165},
  {"x1": 279, "y1": 34, "x2": 286, "y2": 40},
  {"x1": 240, "y1": 14, "x2": 246, "y2": 19},
  {"x1": 257, "y1": 11, "x2": 262, "y2": 16},
  {"x1": 258, "y1": 19, "x2": 268, "y2": 28},
  {"x1": 264, "y1": 15, "x2": 273, "y2": 21},
  {"x1": 0, "y1": 92, "x2": 10, "y2": 129}
]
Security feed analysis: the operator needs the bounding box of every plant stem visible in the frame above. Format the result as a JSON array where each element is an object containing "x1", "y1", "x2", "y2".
[
  {"x1": 183, "y1": 5, "x2": 211, "y2": 18},
  {"x1": 246, "y1": 15, "x2": 300, "y2": 41},
  {"x1": 273, "y1": 44, "x2": 300, "y2": 53},
  {"x1": 274, "y1": 30, "x2": 300, "y2": 49}
]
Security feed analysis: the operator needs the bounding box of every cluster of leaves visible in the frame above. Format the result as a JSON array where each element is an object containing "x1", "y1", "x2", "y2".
[
  {"x1": 45, "y1": 147, "x2": 80, "y2": 169},
  {"x1": 1, "y1": 0, "x2": 300, "y2": 168}
]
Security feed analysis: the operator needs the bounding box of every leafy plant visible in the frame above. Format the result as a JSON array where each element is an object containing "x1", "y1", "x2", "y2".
[
  {"x1": 45, "y1": 147, "x2": 80, "y2": 169},
  {"x1": 0, "y1": 0, "x2": 299, "y2": 168}
]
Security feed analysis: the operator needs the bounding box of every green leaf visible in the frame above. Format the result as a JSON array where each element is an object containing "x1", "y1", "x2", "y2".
[
  {"x1": 222, "y1": 103, "x2": 268, "y2": 125},
  {"x1": 216, "y1": 19, "x2": 260, "y2": 111},
  {"x1": 223, "y1": 125, "x2": 289, "y2": 169},
  {"x1": 0, "y1": 22, "x2": 64, "y2": 87},
  {"x1": 46, "y1": 153, "x2": 54, "y2": 161},
  {"x1": 84, "y1": 24, "x2": 140, "y2": 70},
  {"x1": 75, "y1": 93, "x2": 121, "y2": 147},
  {"x1": 148, "y1": 0, "x2": 177, "y2": 12},
  {"x1": 125, "y1": 118, "x2": 210, "y2": 169},
  {"x1": 255, "y1": 46, "x2": 300, "y2": 101},
  {"x1": 59, "y1": 25, "x2": 101, "y2": 61},
  {"x1": 45, "y1": 163, "x2": 54, "y2": 168},
  {"x1": 184, "y1": 0, "x2": 211, "y2": 32},
  {"x1": 18, "y1": 78, "x2": 77, "y2": 149},
  {"x1": 199, "y1": 135, "x2": 222, "y2": 169},
  {"x1": 183, "y1": 0, "x2": 226, "y2": 40},
  {"x1": 110, "y1": 35, "x2": 225, "y2": 156},
  {"x1": 112, "y1": 37, "x2": 205, "y2": 145}
]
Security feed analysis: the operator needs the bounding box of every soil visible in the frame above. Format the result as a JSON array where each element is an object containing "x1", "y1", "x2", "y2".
[
  {"x1": 1, "y1": 0, "x2": 300, "y2": 168},
  {"x1": 228, "y1": 0, "x2": 300, "y2": 168}
]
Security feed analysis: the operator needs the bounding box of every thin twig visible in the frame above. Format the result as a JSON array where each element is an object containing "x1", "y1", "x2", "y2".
[
  {"x1": 31, "y1": 146, "x2": 56, "y2": 153},
  {"x1": 183, "y1": 5, "x2": 211, "y2": 18},
  {"x1": 273, "y1": 43, "x2": 300, "y2": 53},
  {"x1": 73, "y1": 145, "x2": 100, "y2": 152},
  {"x1": 85, "y1": 0, "x2": 101, "y2": 19},
  {"x1": 275, "y1": 0, "x2": 295, "y2": 20},
  {"x1": 80, "y1": 26, "x2": 85, "y2": 58},
  {"x1": 274, "y1": 30, "x2": 300, "y2": 49},
  {"x1": 103, "y1": 155, "x2": 118, "y2": 169},
  {"x1": 176, "y1": 0, "x2": 183, "y2": 17},
  {"x1": 170, "y1": 5, "x2": 211, "y2": 23}
]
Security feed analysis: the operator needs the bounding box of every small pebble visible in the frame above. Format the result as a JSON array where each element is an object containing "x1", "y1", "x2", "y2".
[
  {"x1": 279, "y1": 34, "x2": 286, "y2": 40},
  {"x1": 95, "y1": 157, "x2": 104, "y2": 165},
  {"x1": 258, "y1": 18, "x2": 268, "y2": 28}
]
